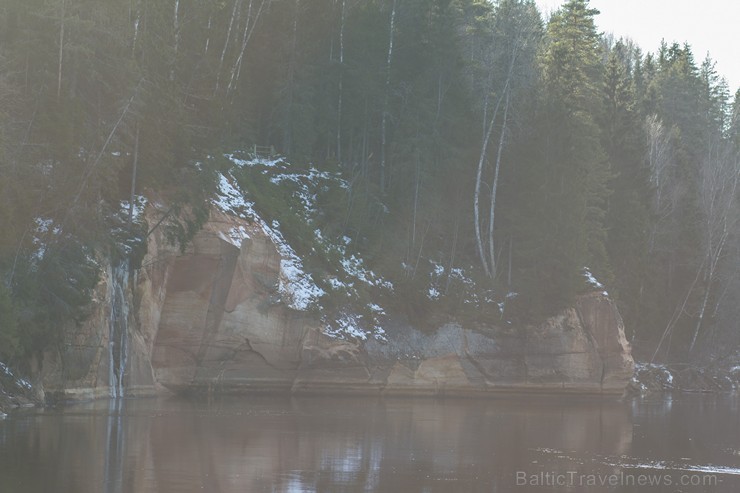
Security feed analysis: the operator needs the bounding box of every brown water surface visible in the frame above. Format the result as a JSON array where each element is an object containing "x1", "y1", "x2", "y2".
[{"x1": 0, "y1": 393, "x2": 737, "y2": 492}]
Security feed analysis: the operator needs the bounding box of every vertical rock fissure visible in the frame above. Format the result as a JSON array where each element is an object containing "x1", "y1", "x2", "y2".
[
  {"x1": 575, "y1": 302, "x2": 606, "y2": 388},
  {"x1": 193, "y1": 243, "x2": 240, "y2": 386}
]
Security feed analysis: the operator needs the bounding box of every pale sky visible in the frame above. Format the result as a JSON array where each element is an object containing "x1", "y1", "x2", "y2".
[{"x1": 535, "y1": 0, "x2": 740, "y2": 93}]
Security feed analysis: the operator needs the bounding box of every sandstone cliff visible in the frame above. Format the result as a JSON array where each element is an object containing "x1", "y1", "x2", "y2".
[{"x1": 37, "y1": 202, "x2": 633, "y2": 400}]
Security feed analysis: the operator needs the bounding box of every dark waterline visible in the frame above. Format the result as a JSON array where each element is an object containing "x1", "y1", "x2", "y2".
[{"x1": 0, "y1": 393, "x2": 738, "y2": 492}]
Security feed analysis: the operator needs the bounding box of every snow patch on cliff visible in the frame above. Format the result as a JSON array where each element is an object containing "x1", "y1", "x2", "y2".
[
  {"x1": 118, "y1": 195, "x2": 148, "y2": 223},
  {"x1": 583, "y1": 267, "x2": 609, "y2": 296},
  {"x1": 0, "y1": 361, "x2": 32, "y2": 391},
  {"x1": 213, "y1": 171, "x2": 324, "y2": 311},
  {"x1": 266, "y1": 220, "x2": 325, "y2": 311},
  {"x1": 215, "y1": 152, "x2": 392, "y2": 338},
  {"x1": 323, "y1": 312, "x2": 387, "y2": 342}
]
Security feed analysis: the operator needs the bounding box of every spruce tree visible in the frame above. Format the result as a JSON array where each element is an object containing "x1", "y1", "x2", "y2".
[{"x1": 515, "y1": 0, "x2": 611, "y2": 314}]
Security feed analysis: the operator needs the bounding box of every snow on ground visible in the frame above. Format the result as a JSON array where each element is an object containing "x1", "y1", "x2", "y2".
[
  {"x1": 268, "y1": 221, "x2": 326, "y2": 311},
  {"x1": 213, "y1": 168, "x2": 324, "y2": 311},
  {"x1": 583, "y1": 266, "x2": 609, "y2": 296},
  {"x1": 428, "y1": 286, "x2": 441, "y2": 300},
  {"x1": 369, "y1": 303, "x2": 385, "y2": 315},
  {"x1": 322, "y1": 311, "x2": 387, "y2": 341},
  {"x1": 217, "y1": 225, "x2": 251, "y2": 248},
  {"x1": 269, "y1": 173, "x2": 318, "y2": 218},
  {"x1": 631, "y1": 363, "x2": 675, "y2": 390},
  {"x1": 225, "y1": 152, "x2": 284, "y2": 169},
  {"x1": 423, "y1": 261, "x2": 496, "y2": 309},
  {"x1": 340, "y1": 254, "x2": 394, "y2": 290},
  {"x1": 323, "y1": 312, "x2": 368, "y2": 340},
  {"x1": 214, "y1": 173, "x2": 258, "y2": 218},
  {"x1": 215, "y1": 152, "x2": 394, "y2": 338},
  {"x1": 0, "y1": 361, "x2": 32, "y2": 391},
  {"x1": 317, "y1": 233, "x2": 393, "y2": 293},
  {"x1": 118, "y1": 195, "x2": 148, "y2": 223},
  {"x1": 31, "y1": 217, "x2": 62, "y2": 262}
]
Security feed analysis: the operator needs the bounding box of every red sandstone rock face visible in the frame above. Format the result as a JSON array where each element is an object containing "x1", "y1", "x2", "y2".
[{"x1": 39, "y1": 206, "x2": 634, "y2": 399}]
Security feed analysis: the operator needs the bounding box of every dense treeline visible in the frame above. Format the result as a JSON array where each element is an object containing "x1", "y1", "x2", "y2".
[{"x1": 0, "y1": 0, "x2": 738, "y2": 362}]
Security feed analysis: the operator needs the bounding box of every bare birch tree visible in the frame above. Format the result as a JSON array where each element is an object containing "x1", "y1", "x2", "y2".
[
  {"x1": 472, "y1": 0, "x2": 537, "y2": 279},
  {"x1": 336, "y1": 0, "x2": 346, "y2": 163},
  {"x1": 57, "y1": 0, "x2": 67, "y2": 100},
  {"x1": 645, "y1": 114, "x2": 675, "y2": 253},
  {"x1": 689, "y1": 138, "x2": 740, "y2": 351},
  {"x1": 226, "y1": 0, "x2": 271, "y2": 100},
  {"x1": 379, "y1": 0, "x2": 397, "y2": 193},
  {"x1": 214, "y1": 0, "x2": 241, "y2": 96},
  {"x1": 171, "y1": 0, "x2": 180, "y2": 81}
]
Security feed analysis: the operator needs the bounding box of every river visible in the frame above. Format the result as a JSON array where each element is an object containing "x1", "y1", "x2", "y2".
[{"x1": 0, "y1": 393, "x2": 738, "y2": 492}]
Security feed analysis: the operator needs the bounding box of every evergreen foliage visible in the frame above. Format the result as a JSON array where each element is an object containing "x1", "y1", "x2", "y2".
[{"x1": 0, "y1": 0, "x2": 738, "y2": 360}]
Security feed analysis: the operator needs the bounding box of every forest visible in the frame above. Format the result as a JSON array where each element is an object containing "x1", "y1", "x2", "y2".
[{"x1": 0, "y1": 0, "x2": 738, "y2": 365}]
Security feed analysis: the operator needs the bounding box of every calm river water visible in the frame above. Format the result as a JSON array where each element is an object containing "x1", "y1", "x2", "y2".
[{"x1": 0, "y1": 393, "x2": 738, "y2": 492}]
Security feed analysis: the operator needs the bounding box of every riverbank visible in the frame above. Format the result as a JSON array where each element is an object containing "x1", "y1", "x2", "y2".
[
  {"x1": 629, "y1": 362, "x2": 740, "y2": 394},
  {"x1": 4, "y1": 358, "x2": 740, "y2": 416}
]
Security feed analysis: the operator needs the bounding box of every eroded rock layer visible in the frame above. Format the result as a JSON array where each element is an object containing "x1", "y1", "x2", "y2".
[{"x1": 39, "y1": 208, "x2": 634, "y2": 399}]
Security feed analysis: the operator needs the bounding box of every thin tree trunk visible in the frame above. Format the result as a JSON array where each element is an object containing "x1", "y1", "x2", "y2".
[
  {"x1": 205, "y1": 14, "x2": 212, "y2": 55},
  {"x1": 487, "y1": 87, "x2": 511, "y2": 278},
  {"x1": 171, "y1": 0, "x2": 180, "y2": 81},
  {"x1": 412, "y1": 145, "x2": 421, "y2": 248},
  {"x1": 227, "y1": 0, "x2": 269, "y2": 99},
  {"x1": 127, "y1": 125, "x2": 140, "y2": 232},
  {"x1": 361, "y1": 99, "x2": 369, "y2": 177},
  {"x1": 689, "y1": 226, "x2": 729, "y2": 353},
  {"x1": 650, "y1": 257, "x2": 706, "y2": 362},
  {"x1": 689, "y1": 142, "x2": 739, "y2": 353},
  {"x1": 283, "y1": 0, "x2": 300, "y2": 155},
  {"x1": 214, "y1": 0, "x2": 241, "y2": 96},
  {"x1": 336, "y1": 0, "x2": 345, "y2": 163},
  {"x1": 445, "y1": 215, "x2": 460, "y2": 295},
  {"x1": 65, "y1": 84, "x2": 141, "y2": 226},
  {"x1": 131, "y1": 0, "x2": 141, "y2": 58},
  {"x1": 507, "y1": 236, "x2": 513, "y2": 288},
  {"x1": 473, "y1": 84, "x2": 506, "y2": 278},
  {"x1": 412, "y1": 221, "x2": 431, "y2": 279},
  {"x1": 57, "y1": 0, "x2": 66, "y2": 100},
  {"x1": 379, "y1": 0, "x2": 397, "y2": 193}
]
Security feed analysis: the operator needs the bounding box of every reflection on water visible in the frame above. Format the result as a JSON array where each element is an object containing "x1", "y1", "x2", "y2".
[
  {"x1": 104, "y1": 399, "x2": 125, "y2": 493},
  {"x1": 0, "y1": 393, "x2": 737, "y2": 492}
]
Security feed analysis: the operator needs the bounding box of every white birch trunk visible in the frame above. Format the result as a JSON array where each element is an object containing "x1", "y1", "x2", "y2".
[
  {"x1": 171, "y1": 0, "x2": 180, "y2": 81},
  {"x1": 379, "y1": 0, "x2": 397, "y2": 193},
  {"x1": 336, "y1": 0, "x2": 346, "y2": 162},
  {"x1": 227, "y1": 0, "x2": 270, "y2": 99},
  {"x1": 128, "y1": 125, "x2": 140, "y2": 232},
  {"x1": 57, "y1": 0, "x2": 66, "y2": 100},
  {"x1": 131, "y1": 0, "x2": 141, "y2": 58},
  {"x1": 473, "y1": 87, "x2": 506, "y2": 279},
  {"x1": 689, "y1": 145, "x2": 739, "y2": 353},
  {"x1": 205, "y1": 14, "x2": 212, "y2": 55},
  {"x1": 487, "y1": 88, "x2": 511, "y2": 278},
  {"x1": 214, "y1": 0, "x2": 241, "y2": 96}
]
